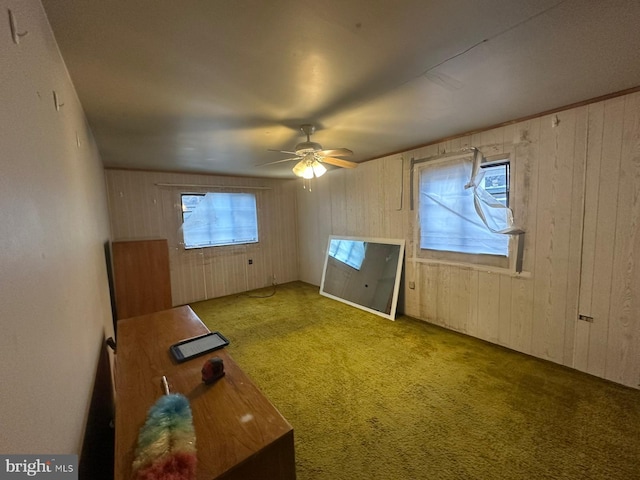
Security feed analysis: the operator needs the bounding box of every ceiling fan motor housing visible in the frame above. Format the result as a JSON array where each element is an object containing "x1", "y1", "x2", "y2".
[{"x1": 295, "y1": 141, "x2": 322, "y2": 155}]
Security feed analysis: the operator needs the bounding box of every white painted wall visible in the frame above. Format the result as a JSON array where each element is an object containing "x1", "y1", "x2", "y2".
[{"x1": 0, "y1": 0, "x2": 114, "y2": 453}]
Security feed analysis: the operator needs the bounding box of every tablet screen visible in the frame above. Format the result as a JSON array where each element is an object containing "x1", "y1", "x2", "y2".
[{"x1": 174, "y1": 333, "x2": 228, "y2": 359}]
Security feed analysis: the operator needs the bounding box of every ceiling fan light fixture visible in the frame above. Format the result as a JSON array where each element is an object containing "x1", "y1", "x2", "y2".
[
  {"x1": 292, "y1": 159, "x2": 308, "y2": 177},
  {"x1": 302, "y1": 164, "x2": 315, "y2": 179},
  {"x1": 293, "y1": 154, "x2": 325, "y2": 179},
  {"x1": 312, "y1": 160, "x2": 327, "y2": 177}
]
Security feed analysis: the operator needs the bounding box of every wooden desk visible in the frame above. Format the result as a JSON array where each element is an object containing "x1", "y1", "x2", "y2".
[{"x1": 114, "y1": 306, "x2": 296, "y2": 480}]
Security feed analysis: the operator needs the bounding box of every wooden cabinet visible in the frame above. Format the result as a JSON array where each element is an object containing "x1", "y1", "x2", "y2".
[{"x1": 112, "y1": 239, "x2": 172, "y2": 320}]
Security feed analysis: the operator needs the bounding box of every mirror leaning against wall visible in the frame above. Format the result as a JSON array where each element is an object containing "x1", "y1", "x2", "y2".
[{"x1": 320, "y1": 236, "x2": 405, "y2": 320}]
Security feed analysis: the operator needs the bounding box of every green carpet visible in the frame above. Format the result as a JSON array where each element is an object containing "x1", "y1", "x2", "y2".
[{"x1": 191, "y1": 281, "x2": 640, "y2": 480}]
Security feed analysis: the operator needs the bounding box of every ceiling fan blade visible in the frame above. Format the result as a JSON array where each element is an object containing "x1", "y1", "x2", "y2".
[
  {"x1": 319, "y1": 148, "x2": 353, "y2": 157},
  {"x1": 268, "y1": 149, "x2": 297, "y2": 155},
  {"x1": 256, "y1": 156, "x2": 302, "y2": 167},
  {"x1": 321, "y1": 156, "x2": 358, "y2": 169}
]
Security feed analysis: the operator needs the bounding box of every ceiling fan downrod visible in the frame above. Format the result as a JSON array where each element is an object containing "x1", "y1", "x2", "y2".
[
  {"x1": 295, "y1": 124, "x2": 322, "y2": 153},
  {"x1": 300, "y1": 124, "x2": 315, "y2": 141}
]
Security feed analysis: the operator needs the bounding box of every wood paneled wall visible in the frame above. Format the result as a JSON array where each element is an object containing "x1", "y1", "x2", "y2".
[
  {"x1": 297, "y1": 91, "x2": 640, "y2": 389},
  {"x1": 105, "y1": 170, "x2": 299, "y2": 306}
]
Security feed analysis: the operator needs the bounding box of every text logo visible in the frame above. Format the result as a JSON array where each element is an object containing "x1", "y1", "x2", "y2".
[{"x1": 0, "y1": 456, "x2": 77, "y2": 479}]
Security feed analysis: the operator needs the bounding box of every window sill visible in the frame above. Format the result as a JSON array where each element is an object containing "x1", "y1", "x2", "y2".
[{"x1": 407, "y1": 256, "x2": 531, "y2": 278}]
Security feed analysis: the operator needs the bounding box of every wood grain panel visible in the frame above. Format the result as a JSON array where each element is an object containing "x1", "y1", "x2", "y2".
[
  {"x1": 471, "y1": 127, "x2": 506, "y2": 157},
  {"x1": 498, "y1": 275, "x2": 512, "y2": 347},
  {"x1": 513, "y1": 118, "x2": 540, "y2": 275},
  {"x1": 562, "y1": 106, "x2": 588, "y2": 365},
  {"x1": 296, "y1": 178, "x2": 323, "y2": 285},
  {"x1": 442, "y1": 135, "x2": 471, "y2": 155},
  {"x1": 531, "y1": 110, "x2": 579, "y2": 362},
  {"x1": 383, "y1": 155, "x2": 404, "y2": 217},
  {"x1": 315, "y1": 175, "x2": 334, "y2": 253},
  {"x1": 105, "y1": 170, "x2": 299, "y2": 305},
  {"x1": 476, "y1": 271, "x2": 500, "y2": 343},
  {"x1": 417, "y1": 263, "x2": 438, "y2": 323},
  {"x1": 509, "y1": 276, "x2": 534, "y2": 354},
  {"x1": 203, "y1": 249, "x2": 248, "y2": 298},
  {"x1": 402, "y1": 260, "x2": 417, "y2": 316},
  {"x1": 345, "y1": 169, "x2": 362, "y2": 236},
  {"x1": 466, "y1": 270, "x2": 480, "y2": 337},
  {"x1": 606, "y1": 92, "x2": 640, "y2": 386},
  {"x1": 574, "y1": 101, "x2": 605, "y2": 373},
  {"x1": 576, "y1": 98, "x2": 623, "y2": 376},
  {"x1": 361, "y1": 162, "x2": 381, "y2": 236},
  {"x1": 436, "y1": 265, "x2": 451, "y2": 328},
  {"x1": 245, "y1": 245, "x2": 268, "y2": 292},
  {"x1": 448, "y1": 267, "x2": 470, "y2": 332},
  {"x1": 329, "y1": 169, "x2": 348, "y2": 235},
  {"x1": 170, "y1": 249, "x2": 207, "y2": 304},
  {"x1": 270, "y1": 181, "x2": 300, "y2": 286}
]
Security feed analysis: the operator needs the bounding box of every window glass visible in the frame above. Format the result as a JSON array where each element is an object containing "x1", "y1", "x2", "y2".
[
  {"x1": 481, "y1": 163, "x2": 509, "y2": 206},
  {"x1": 181, "y1": 192, "x2": 258, "y2": 249}
]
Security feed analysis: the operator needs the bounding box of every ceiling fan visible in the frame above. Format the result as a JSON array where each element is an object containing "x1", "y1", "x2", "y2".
[{"x1": 261, "y1": 124, "x2": 357, "y2": 178}]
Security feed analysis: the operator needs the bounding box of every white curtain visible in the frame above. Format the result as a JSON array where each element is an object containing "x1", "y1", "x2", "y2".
[
  {"x1": 182, "y1": 192, "x2": 258, "y2": 248},
  {"x1": 419, "y1": 149, "x2": 521, "y2": 256}
]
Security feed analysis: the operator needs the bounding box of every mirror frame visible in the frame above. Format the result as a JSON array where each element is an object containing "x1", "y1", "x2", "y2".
[{"x1": 319, "y1": 235, "x2": 405, "y2": 320}]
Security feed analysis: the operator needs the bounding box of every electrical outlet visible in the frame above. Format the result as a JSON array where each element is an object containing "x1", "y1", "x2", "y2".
[
  {"x1": 578, "y1": 314, "x2": 594, "y2": 323},
  {"x1": 409, "y1": 281, "x2": 415, "y2": 289},
  {"x1": 248, "y1": 259, "x2": 253, "y2": 265}
]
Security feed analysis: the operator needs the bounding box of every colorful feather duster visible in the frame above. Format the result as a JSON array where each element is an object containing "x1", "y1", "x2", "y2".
[{"x1": 131, "y1": 376, "x2": 197, "y2": 480}]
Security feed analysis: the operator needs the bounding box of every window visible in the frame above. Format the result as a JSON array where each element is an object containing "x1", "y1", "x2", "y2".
[
  {"x1": 481, "y1": 162, "x2": 509, "y2": 206},
  {"x1": 181, "y1": 192, "x2": 258, "y2": 249},
  {"x1": 417, "y1": 155, "x2": 512, "y2": 257}
]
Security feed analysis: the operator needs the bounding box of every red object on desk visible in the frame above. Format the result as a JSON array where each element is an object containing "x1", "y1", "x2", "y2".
[{"x1": 202, "y1": 357, "x2": 225, "y2": 384}]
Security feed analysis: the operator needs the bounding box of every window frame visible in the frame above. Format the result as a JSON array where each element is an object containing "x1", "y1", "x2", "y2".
[
  {"x1": 412, "y1": 150, "x2": 517, "y2": 271},
  {"x1": 480, "y1": 160, "x2": 510, "y2": 208},
  {"x1": 179, "y1": 191, "x2": 259, "y2": 250}
]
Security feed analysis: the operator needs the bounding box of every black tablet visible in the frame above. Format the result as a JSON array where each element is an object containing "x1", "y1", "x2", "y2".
[{"x1": 170, "y1": 331, "x2": 229, "y2": 363}]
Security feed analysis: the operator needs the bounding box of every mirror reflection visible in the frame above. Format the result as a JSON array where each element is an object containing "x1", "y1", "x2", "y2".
[{"x1": 320, "y1": 236, "x2": 405, "y2": 320}]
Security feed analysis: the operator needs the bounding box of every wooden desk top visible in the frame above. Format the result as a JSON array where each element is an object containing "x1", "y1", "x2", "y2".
[{"x1": 114, "y1": 306, "x2": 294, "y2": 480}]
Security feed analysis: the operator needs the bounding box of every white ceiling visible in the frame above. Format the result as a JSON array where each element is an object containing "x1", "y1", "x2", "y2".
[{"x1": 42, "y1": 0, "x2": 640, "y2": 178}]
